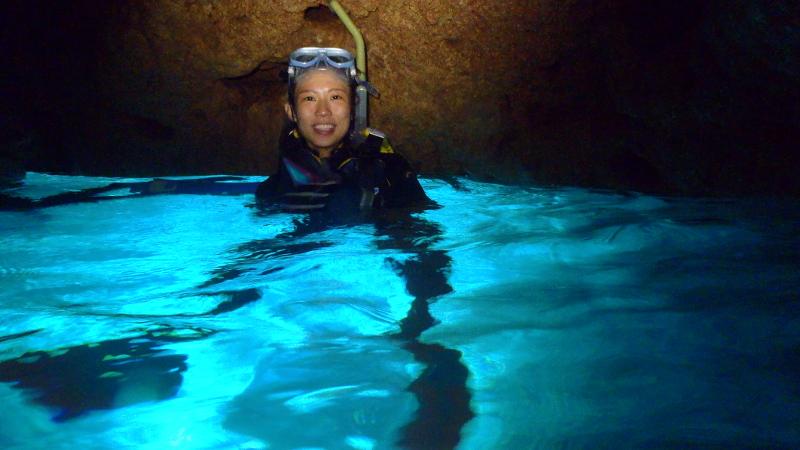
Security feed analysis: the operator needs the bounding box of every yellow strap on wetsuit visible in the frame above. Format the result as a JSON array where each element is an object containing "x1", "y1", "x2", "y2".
[
  {"x1": 379, "y1": 140, "x2": 394, "y2": 154},
  {"x1": 337, "y1": 157, "x2": 354, "y2": 170},
  {"x1": 360, "y1": 128, "x2": 394, "y2": 154}
]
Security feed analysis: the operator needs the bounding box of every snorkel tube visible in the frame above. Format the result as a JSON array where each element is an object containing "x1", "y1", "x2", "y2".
[{"x1": 327, "y1": 1, "x2": 371, "y2": 140}]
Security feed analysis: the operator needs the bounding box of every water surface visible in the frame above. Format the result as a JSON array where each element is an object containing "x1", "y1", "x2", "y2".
[{"x1": 1, "y1": 173, "x2": 798, "y2": 449}]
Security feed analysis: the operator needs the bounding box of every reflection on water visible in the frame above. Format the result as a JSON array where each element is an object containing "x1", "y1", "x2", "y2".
[{"x1": 0, "y1": 174, "x2": 799, "y2": 449}]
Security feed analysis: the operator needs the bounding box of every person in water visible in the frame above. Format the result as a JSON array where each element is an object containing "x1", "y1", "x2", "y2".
[
  {"x1": 256, "y1": 47, "x2": 429, "y2": 212},
  {"x1": 1, "y1": 48, "x2": 428, "y2": 213}
]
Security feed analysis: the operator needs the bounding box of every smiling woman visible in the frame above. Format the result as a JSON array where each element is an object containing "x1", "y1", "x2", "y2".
[
  {"x1": 288, "y1": 69, "x2": 352, "y2": 157},
  {"x1": 255, "y1": 47, "x2": 430, "y2": 213}
]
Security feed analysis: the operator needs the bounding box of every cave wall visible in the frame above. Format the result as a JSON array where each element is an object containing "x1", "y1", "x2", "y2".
[{"x1": 2, "y1": 0, "x2": 798, "y2": 195}]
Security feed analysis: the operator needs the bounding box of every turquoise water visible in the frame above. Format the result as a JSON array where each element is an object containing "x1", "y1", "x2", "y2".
[{"x1": 1, "y1": 173, "x2": 798, "y2": 449}]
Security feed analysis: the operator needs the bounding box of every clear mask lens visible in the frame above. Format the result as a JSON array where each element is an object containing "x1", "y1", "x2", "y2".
[
  {"x1": 294, "y1": 53, "x2": 319, "y2": 64},
  {"x1": 327, "y1": 54, "x2": 351, "y2": 65}
]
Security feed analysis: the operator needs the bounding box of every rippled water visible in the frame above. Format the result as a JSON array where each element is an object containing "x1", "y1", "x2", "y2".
[{"x1": 1, "y1": 173, "x2": 798, "y2": 449}]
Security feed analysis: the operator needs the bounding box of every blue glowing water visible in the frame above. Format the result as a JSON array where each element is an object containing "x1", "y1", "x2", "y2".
[{"x1": 0, "y1": 173, "x2": 799, "y2": 449}]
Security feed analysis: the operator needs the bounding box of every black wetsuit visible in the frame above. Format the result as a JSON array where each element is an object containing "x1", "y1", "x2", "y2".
[
  {"x1": 0, "y1": 129, "x2": 428, "y2": 213},
  {"x1": 256, "y1": 128, "x2": 430, "y2": 212}
]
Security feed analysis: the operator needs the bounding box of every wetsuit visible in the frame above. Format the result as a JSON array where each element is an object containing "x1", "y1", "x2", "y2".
[
  {"x1": 256, "y1": 128, "x2": 430, "y2": 212},
  {"x1": 0, "y1": 130, "x2": 428, "y2": 212}
]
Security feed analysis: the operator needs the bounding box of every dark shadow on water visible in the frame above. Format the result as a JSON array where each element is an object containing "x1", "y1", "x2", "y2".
[
  {"x1": 0, "y1": 176, "x2": 259, "y2": 211},
  {"x1": 0, "y1": 326, "x2": 214, "y2": 421},
  {"x1": 205, "y1": 288, "x2": 262, "y2": 315},
  {"x1": 233, "y1": 237, "x2": 334, "y2": 261},
  {"x1": 373, "y1": 212, "x2": 474, "y2": 449},
  {"x1": 0, "y1": 328, "x2": 42, "y2": 344},
  {"x1": 198, "y1": 267, "x2": 254, "y2": 288},
  {"x1": 73, "y1": 288, "x2": 265, "y2": 319},
  {"x1": 399, "y1": 342, "x2": 473, "y2": 450},
  {"x1": 215, "y1": 205, "x2": 475, "y2": 448},
  {"x1": 2, "y1": 178, "x2": 475, "y2": 444}
]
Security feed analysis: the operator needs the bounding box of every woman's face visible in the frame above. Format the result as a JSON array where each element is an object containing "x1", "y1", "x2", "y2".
[{"x1": 285, "y1": 69, "x2": 351, "y2": 157}]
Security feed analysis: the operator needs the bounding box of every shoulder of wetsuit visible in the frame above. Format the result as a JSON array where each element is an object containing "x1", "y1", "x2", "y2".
[
  {"x1": 381, "y1": 163, "x2": 431, "y2": 208},
  {"x1": 352, "y1": 129, "x2": 431, "y2": 208},
  {"x1": 329, "y1": 129, "x2": 385, "y2": 184},
  {"x1": 280, "y1": 128, "x2": 310, "y2": 159},
  {"x1": 352, "y1": 128, "x2": 396, "y2": 158},
  {"x1": 255, "y1": 174, "x2": 282, "y2": 202},
  {"x1": 353, "y1": 129, "x2": 412, "y2": 176}
]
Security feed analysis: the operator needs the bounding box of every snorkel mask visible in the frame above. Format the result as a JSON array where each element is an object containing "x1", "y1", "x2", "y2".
[
  {"x1": 287, "y1": 47, "x2": 358, "y2": 132},
  {"x1": 286, "y1": 47, "x2": 378, "y2": 142},
  {"x1": 287, "y1": 47, "x2": 358, "y2": 81}
]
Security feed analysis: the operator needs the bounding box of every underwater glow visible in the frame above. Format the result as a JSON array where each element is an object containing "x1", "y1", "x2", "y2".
[{"x1": 1, "y1": 173, "x2": 799, "y2": 449}]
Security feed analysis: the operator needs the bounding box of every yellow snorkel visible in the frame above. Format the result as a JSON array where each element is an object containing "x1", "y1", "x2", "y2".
[
  {"x1": 327, "y1": 1, "x2": 366, "y2": 81},
  {"x1": 327, "y1": 1, "x2": 374, "y2": 137}
]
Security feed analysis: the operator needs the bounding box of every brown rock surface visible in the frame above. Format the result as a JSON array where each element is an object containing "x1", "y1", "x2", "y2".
[{"x1": 3, "y1": 0, "x2": 798, "y2": 195}]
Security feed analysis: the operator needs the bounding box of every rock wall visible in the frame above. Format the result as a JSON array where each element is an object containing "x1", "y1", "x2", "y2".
[{"x1": 3, "y1": 0, "x2": 798, "y2": 195}]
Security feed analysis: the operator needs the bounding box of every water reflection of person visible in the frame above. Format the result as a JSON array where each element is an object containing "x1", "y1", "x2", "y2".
[{"x1": 256, "y1": 47, "x2": 430, "y2": 213}]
